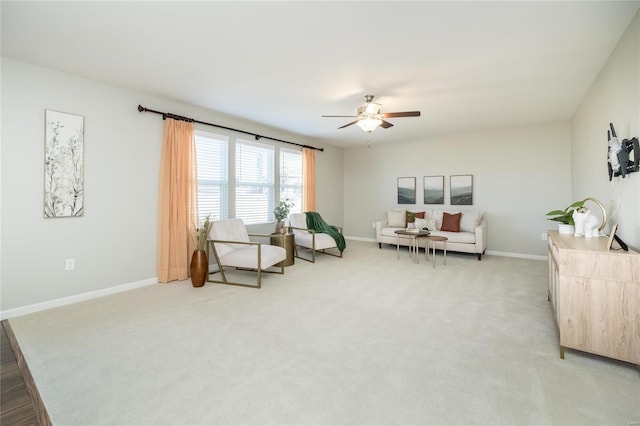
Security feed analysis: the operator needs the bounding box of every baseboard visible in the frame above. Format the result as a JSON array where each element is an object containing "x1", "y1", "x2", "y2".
[
  {"x1": 0, "y1": 278, "x2": 157, "y2": 320},
  {"x1": 345, "y1": 236, "x2": 546, "y2": 261},
  {"x1": 485, "y1": 250, "x2": 546, "y2": 261},
  {"x1": 344, "y1": 236, "x2": 376, "y2": 242}
]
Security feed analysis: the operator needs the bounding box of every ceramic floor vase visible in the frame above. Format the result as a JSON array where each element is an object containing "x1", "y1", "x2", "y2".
[{"x1": 190, "y1": 250, "x2": 208, "y2": 287}]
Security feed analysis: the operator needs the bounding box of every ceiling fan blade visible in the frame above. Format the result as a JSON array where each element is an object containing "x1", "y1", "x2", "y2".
[
  {"x1": 322, "y1": 115, "x2": 357, "y2": 118},
  {"x1": 379, "y1": 120, "x2": 394, "y2": 129},
  {"x1": 338, "y1": 120, "x2": 359, "y2": 129},
  {"x1": 382, "y1": 111, "x2": 421, "y2": 118}
]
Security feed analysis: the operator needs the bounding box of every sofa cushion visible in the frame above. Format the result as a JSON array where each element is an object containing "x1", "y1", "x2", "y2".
[
  {"x1": 381, "y1": 227, "x2": 476, "y2": 244},
  {"x1": 387, "y1": 209, "x2": 406, "y2": 227},
  {"x1": 460, "y1": 210, "x2": 483, "y2": 233},
  {"x1": 430, "y1": 210, "x2": 443, "y2": 230},
  {"x1": 430, "y1": 230, "x2": 476, "y2": 244},
  {"x1": 381, "y1": 227, "x2": 407, "y2": 237},
  {"x1": 441, "y1": 212, "x2": 462, "y2": 232}
]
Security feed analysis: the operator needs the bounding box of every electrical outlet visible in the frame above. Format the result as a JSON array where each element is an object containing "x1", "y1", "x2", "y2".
[
  {"x1": 65, "y1": 258, "x2": 75, "y2": 270},
  {"x1": 541, "y1": 232, "x2": 547, "y2": 241}
]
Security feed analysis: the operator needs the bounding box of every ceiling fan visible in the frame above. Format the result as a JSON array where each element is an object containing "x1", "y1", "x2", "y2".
[{"x1": 322, "y1": 95, "x2": 421, "y2": 132}]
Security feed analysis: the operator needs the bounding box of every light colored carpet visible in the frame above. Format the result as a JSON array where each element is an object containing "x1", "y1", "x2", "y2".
[{"x1": 8, "y1": 241, "x2": 640, "y2": 425}]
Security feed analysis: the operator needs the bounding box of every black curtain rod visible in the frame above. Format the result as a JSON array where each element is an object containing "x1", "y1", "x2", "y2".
[{"x1": 137, "y1": 105, "x2": 324, "y2": 152}]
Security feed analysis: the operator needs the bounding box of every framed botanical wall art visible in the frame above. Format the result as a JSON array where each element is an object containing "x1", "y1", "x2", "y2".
[
  {"x1": 397, "y1": 177, "x2": 416, "y2": 204},
  {"x1": 450, "y1": 174, "x2": 473, "y2": 205},
  {"x1": 423, "y1": 175, "x2": 444, "y2": 204},
  {"x1": 44, "y1": 109, "x2": 85, "y2": 217}
]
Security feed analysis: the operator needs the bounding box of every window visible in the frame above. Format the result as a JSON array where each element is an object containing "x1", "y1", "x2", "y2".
[
  {"x1": 235, "y1": 140, "x2": 274, "y2": 224},
  {"x1": 195, "y1": 133, "x2": 228, "y2": 224},
  {"x1": 195, "y1": 132, "x2": 304, "y2": 225},
  {"x1": 280, "y1": 148, "x2": 302, "y2": 214}
]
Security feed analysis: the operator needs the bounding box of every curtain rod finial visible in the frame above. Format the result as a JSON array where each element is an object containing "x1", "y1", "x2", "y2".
[{"x1": 137, "y1": 105, "x2": 145, "y2": 112}]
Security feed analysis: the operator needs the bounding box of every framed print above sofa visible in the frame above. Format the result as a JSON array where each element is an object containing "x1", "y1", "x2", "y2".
[
  {"x1": 450, "y1": 174, "x2": 473, "y2": 205},
  {"x1": 423, "y1": 175, "x2": 444, "y2": 204},
  {"x1": 397, "y1": 177, "x2": 416, "y2": 204}
]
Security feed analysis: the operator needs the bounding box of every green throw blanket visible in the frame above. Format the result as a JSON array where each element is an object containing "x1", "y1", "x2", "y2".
[{"x1": 305, "y1": 211, "x2": 346, "y2": 253}]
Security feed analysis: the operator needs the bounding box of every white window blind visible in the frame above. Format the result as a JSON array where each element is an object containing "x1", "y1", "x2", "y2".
[
  {"x1": 195, "y1": 133, "x2": 228, "y2": 224},
  {"x1": 236, "y1": 140, "x2": 274, "y2": 224},
  {"x1": 280, "y1": 148, "x2": 302, "y2": 214}
]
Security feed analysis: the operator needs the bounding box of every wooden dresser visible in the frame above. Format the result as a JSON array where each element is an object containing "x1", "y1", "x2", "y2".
[{"x1": 547, "y1": 230, "x2": 640, "y2": 365}]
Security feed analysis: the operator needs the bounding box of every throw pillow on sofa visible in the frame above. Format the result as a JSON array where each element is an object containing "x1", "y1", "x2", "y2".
[
  {"x1": 414, "y1": 217, "x2": 428, "y2": 229},
  {"x1": 459, "y1": 211, "x2": 483, "y2": 233},
  {"x1": 430, "y1": 210, "x2": 443, "y2": 230},
  {"x1": 387, "y1": 209, "x2": 406, "y2": 227},
  {"x1": 441, "y1": 212, "x2": 462, "y2": 232},
  {"x1": 405, "y1": 211, "x2": 425, "y2": 225},
  {"x1": 406, "y1": 211, "x2": 416, "y2": 225}
]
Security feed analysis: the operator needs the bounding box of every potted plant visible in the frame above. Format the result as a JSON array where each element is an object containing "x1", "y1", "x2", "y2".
[
  {"x1": 190, "y1": 215, "x2": 213, "y2": 287},
  {"x1": 273, "y1": 200, "x2": 294, "y2": 234},
  {"x1": 545, "y1": 200, "x2": 585, "y2": 235}
]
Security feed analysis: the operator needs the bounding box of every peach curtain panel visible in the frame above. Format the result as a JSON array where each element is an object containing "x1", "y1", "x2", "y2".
[
  {"x1": 157, "y1": 118, "x2": 198, "y2": 283},
  {"x1": 302, "y1": 148, "x2": 315, "y2": 211}
]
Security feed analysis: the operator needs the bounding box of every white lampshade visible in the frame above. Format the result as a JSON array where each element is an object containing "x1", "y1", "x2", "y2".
[{"x1": 356, "y1": 117, "x2": 382, "y2": 132}]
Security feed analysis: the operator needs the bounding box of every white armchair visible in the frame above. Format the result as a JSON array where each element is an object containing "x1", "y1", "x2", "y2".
[
  {"x1": 289, "y1": 213, "x2": 343, "y2": 263},
  {"x1": 207, "y1": 218, "x2": 286, "y2": 288}
]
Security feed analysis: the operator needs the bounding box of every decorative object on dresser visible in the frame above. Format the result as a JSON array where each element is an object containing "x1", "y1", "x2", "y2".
[
  {"x1": 545, "y1": 199, "x2": 586, "y2": 235},
  {"x1": 607, "y1": 223, "x2": 629, "y2": 251},
  {"x1": 547, "y1": 230, "x2": 640, "y2": 365}
]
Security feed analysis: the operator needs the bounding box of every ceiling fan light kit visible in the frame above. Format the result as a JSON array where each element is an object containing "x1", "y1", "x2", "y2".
[
  {"x1": 322, "y1": 94, "x2": 420, "y2": 133},
  {"x1": 356, "y1": 117, "x2": 383, "y2": 132}
]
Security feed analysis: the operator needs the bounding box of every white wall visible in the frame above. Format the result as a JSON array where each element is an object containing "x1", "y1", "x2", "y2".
[
  {"x1": 571, "y1": 11, "x2": 640, "y2": 250},
  {"x1": 0, "y1": 58, "x2": 342, "y2": 313},
  {"x1": 343, "y1": 122, "x2": 572, "y2": 257}
]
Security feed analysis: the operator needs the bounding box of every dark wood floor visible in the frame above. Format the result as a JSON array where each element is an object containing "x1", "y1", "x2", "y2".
[{"x1": 1, "y1": 320, "x2": 49, "y2": 426}]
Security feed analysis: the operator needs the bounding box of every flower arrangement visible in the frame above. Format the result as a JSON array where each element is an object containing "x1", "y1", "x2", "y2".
[
  {"x1": 274, "y1": 200, "x2": 294, "y2": 222},
  {"x1": 196, "y1": 215, "x2": 213, "y2": 251}
]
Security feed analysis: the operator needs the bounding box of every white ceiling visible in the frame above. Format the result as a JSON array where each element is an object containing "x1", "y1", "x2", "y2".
[{"x1": 2, "y1": 1, "x2": 638, "y2": 147}]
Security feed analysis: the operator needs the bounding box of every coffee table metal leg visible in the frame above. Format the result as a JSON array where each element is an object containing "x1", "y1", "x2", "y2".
[
  {"x1": 443, "y1": 240, "x2": 447, "y2": 265},
  {"x1": 432, "y1": 241, "x2": 436, "y2": 268}
]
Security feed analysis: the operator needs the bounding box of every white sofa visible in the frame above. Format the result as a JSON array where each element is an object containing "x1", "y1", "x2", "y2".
[{"x1": 375, "y1": 208, "x2": 487, "y2": 260}]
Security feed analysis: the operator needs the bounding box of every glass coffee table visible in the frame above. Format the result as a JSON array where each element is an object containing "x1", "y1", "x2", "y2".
[{"x1": 394, "y1": 229, "x2": 431, "y2": 264}]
